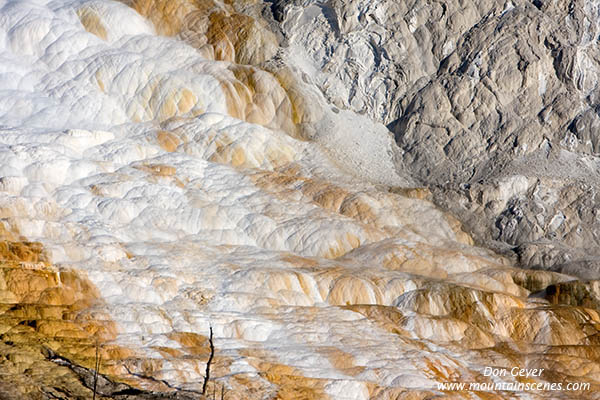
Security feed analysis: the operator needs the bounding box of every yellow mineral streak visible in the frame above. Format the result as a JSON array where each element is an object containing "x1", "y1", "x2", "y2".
[
  {"x1": 157, "y1": 130, "x2": 182, "y2": 152},
  {"x1": 121, "y1": 0, "x2": 315, "y2": 139},
  {"x1": 342, "y1": 305, "x2": 411, "y2": 338},
  {"x1": 252, "y1": 171, "x2": 356, "y2": 216},
  {"x1": 339, "y1": 194, "x2": 378, "y2": 225},
  {"x1": 240, "y1": 348, "x2": 330, "y2": 400},
  {"x1": 95, "y1": 70, "x2": 106, "y2": 92},
  {"x1": 320, "y1": 347, "x2": 365, "y2": 376},
  {"x1": 323, "y1": 233, "x2": 363, "y2": 259},
  {"x1": 122, "y1": 0, "x2": 196, "y2": 36},
  {"x1": 505, "y1": 306, "x2": 600, "y2": 345},
  {"x1": 273, "y1": 68, "x2": 311, "y2": 127},
  {"x1": 134, "y1": 163, "x2": 177, "y2": 177},
  {"x1": 216, "y1": 65, "x2": 302, "y2": 137},
  {"x1": 77, "y1": 6, "x2": 108, "y2": 40},
  {"x1": 345, "y1": 296, "x2": 600, "y2": 397},
  {"x1": 327, "y1": 275, "x2": 383, "y2": 305},
  {"x1": 443, "y1": 213, "x2": 475, "y2": 246},
  {"x1": 178, "y1": 88, "x2": 196, "y2": 113},
  {"x1": 251, "y1": 170, "x2": 444, "y2": 241},
  {"x1": 186, "y1": 122, "x2": 296, "y2": 169},
  {"x1": 123, "y1": 0, "x2": 277, "y2": 64}
]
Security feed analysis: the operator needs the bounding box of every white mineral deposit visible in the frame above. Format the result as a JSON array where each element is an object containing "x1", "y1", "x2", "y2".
[{"x1": 0, "y1": 1, "x2": 599, "y2": 399}]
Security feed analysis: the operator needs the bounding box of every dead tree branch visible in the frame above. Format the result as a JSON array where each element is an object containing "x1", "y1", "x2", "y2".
[
  {"x1": 202, "y1": 326, "x2": 215, "y2": 395},
  {"x1": 92, "y1": 340, "x2": 100, "y2": 400}
]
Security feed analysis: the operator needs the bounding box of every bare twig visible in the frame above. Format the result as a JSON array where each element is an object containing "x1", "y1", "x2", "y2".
[{"x1": 202, "y1": 326, "x2": 215, "y2": 395}]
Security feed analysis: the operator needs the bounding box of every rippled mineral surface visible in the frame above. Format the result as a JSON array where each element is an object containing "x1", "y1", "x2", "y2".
[{"x1": 1, "y1": 0, "x2": 600, "y2": 399}]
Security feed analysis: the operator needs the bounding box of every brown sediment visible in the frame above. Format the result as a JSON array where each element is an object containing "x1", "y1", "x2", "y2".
[
  {"x1": 0, "y1": 224, "x2": 136, "y2": 397},
  {"x1": 153, "y1": 346, "x2": 183, "y2": 359},
  {"x1": 89, "y1": 183, "x2": 106, "y2": 197},
  {"x1": 326, "y1": 273, "x2": 380, "y2": 305},
  {"x1": 197, "y1": 124, "x2": 296, "y2": 170},
  {"x1": 475, "y1": 342, "x2": 600, "y2": 398},
  {"x1": 192, "y1": 1, "x2": 278, "y2": 64},
  {"x1": 250, "y1": 169, "x2": 304, "y2": 190},
  {"x1": 252, "y1": 170, "x2": 404, "y2": 258},
  {"x1": 389, "y1": 187, "x2": 433, "y2": 201},
  {"x1": 134, "y1": 163, "x2": 177, "y2": 177},
  {"x1": 154, "y1": 88, "x2": 197, "y2": 121},
  {"x1": 504, "y1": 305, "x2": 600, "y2": 345},
  {"x1": 128, "y1": 74, "x2": 203, "y2": 122},
  {"x1": 340, "y1": 306, "x2": 502, "y2": 399},
  {"x1": 543, "y1": 280, "x2": 600, "y2": 309},
  {"x1": 219, "y1": 77, "x2": 249, "y2": 121},
  {"x1": 169, "y1": 331, "x2": 212, "y2": 354},
  {"x1": 205, "y1": 134, "x2": 245, "y2": 167},
  {"x1": 222, "y1": 66, "x2": 264, "y2": 122},
  {"x1": 508, "y1": 268, "x2": 569, "y2": 294},
  {"x1": 228, "y1": 146, "x2": 246, "y2": 167},
  {"x1": 177, "y1": 89, "x2": 196, "y2": 114},
  {"x1": 167, "y1": 331, "x2": 235, "y2": 393},
  {"x1": 206, "y1": 11, "x2": 254, "y2": 62},
  {"x1": 339, "y1": 195, "x2": 378, "y2": 226},
  {"x1": 379, "y1": 243, "x2": 454, "y2": 278}
]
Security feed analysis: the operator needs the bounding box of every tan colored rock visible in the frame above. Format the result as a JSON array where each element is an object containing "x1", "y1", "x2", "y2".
[
  {"x1": 77, "y1": 6, "x2": 108, "y2": 40},
  {"x1": 122, "y1": 0, "x2": 278, "y2": 65}
]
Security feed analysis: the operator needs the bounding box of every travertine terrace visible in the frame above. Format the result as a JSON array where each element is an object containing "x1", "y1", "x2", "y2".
[{"x1": 1, "y1": 1, "x2": 600, "y2": 399}]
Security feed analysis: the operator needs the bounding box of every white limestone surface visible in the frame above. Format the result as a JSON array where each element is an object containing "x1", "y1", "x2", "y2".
[{"x1": 0, "y1": 1, "x2": 598, "y2": 399}]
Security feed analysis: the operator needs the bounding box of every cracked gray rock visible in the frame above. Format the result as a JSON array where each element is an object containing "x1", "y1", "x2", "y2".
[
  {"x1": 271, "y1": 0, "x2": 504, "y2": 126},
  {"x1": 269, "y1": 0, "x2": 600, "y2": 277},
  {"x1": 393, "y1": 0, "x2": 600, "y2": 185}
]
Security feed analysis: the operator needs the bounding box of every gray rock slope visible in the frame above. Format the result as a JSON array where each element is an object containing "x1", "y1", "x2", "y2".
[{"x1": 263, "y1": 0, "x2": 600, "y2": 278}]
